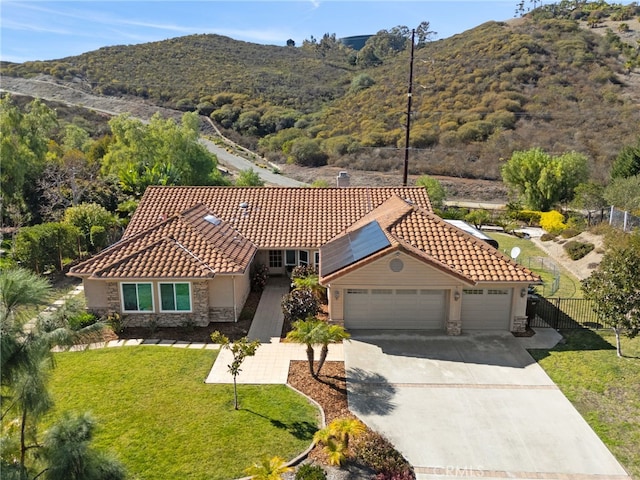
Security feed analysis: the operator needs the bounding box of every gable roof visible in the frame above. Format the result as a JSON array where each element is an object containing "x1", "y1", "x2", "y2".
[
  {"x1": 124, "y1": 186, "x2": 433, "y2": 248},
  {"x1": 320, "y1": 196, "x2": 540, "y2": 284},
  {"x1": 70, "y1": 204, "x2": 256, "y2": 279}
]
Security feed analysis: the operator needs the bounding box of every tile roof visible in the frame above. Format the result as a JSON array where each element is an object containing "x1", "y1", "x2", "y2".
[
  {"x1": 320, "y1": 196, "x2": 540, "y2": 284},
  {"x1": 70, "y1": 204, "x2": 256, "y2": 278},
  {"x1": 124, "y1": 186, "x2": 433, "y2": 248}
]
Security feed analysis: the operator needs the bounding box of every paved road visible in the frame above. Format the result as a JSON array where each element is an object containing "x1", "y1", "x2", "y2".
[{"x1": 344, "y1": 331, "x2": 631, "y2": 480}]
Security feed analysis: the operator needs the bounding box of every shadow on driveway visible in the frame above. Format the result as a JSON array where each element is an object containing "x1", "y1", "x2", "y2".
[{"x1": 345, "y1": 367, "x2": 396, "y2": 416}]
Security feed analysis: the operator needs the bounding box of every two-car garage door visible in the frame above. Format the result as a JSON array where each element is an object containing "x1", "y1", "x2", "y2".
[{"x1": 345, "y1": 288, "x2": 445, "y2": 330}]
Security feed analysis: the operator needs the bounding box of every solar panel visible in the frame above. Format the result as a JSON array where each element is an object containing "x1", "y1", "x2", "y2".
[{"x1": 320, "y1": 221, "x2": 391, "y2": 277}]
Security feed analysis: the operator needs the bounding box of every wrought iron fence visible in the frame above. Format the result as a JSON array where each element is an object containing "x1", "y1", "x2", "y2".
[{"x1": 529, "y1": 297, "x2": 609, "y2": 330}]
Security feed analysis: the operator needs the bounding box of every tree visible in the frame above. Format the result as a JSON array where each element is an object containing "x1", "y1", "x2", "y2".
[
  {"x1": 102, "y1": 112, "x2": 226, "y2": 197},
  {"x1": 1, "y1": 96, "x2": 57, "y2": 224},
  {"x1": 285, "y1": 317, "x2": 324, "y2": 378},
  {"x1": 604, "y1": 175, "x2": 640, "y2": 213},
  {"x1": 571, "y1": 182, "x2": 606, "y2": 212},
  {"x1": 291, "y1": 274, "x2": 325, "y2": 303},
  {"x1": 611, "y1": 138, "x2": 640, "y2": 179},
  {"x1": 63, "y1": 203, "x2": 119, "y2": 253},
  {"x1": 41, "y1": 412, "x2": 126, "y2": 480},
  {"x1": 244, "y1": 456, "x2": 292, "y2": 480},
  {"x1": 501, "y1": 148, "x2": 589, "y2": 211},
  {"x1": 13, "y1": 222, "x2": 80, "y2": 273},
  {"x1": 465, "y1": 209, "x2": 492, "y2": 229},
  {"x1": 288, "y1": 138, "x2": 328, "y2": 167},
  {"x1": 281, "y1": 289, "x2": 320, "y2": 327},
  {"x1": 210, "y1": 332, "x2": 260, "y2": 410},
  {"x1": 1, "y1": 268, "x2": 111, "y2": 479},
  {"x1": 582, "y1": 233, "x2": 640, "y2": 357},
  {"x1": 235, "y1": 168, "x2": 264, "y2": 187},
  {"x1": 415, "y1": 175, "x2": 446, "y2": 210},
  {"x1": 315, "y1": 323, "x2": 350, "y2": 377},
  {"x1": 313, "y1": 417, "x2": 365, "y2": 466}
]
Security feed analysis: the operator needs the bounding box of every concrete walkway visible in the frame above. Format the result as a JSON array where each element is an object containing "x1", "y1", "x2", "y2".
[
  {"x1": 25, "y1": 282, "x2": 85, "y2": 333},
  {"x1": 247, "y1": 276, "x2": 291, "y2": 343}
]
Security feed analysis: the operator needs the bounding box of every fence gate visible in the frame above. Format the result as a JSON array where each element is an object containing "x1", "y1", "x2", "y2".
[{"x1": 529, "y1": 297, "x2": 608, "y2": 329}]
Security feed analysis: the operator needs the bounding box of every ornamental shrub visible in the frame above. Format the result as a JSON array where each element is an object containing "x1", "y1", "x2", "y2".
[
  {"x1": 251, "y1": 263, "x2": 269, "y2": 292},
  {"x1": 291, "y1": 264, "x2": 317, "y2": 279},
  {"x1": 281, "y1": 289, "x2": 319, "y2": 323},
  {"x1": 539, "y1": 211, "x2": 567, "y2": 234},
  {"x1": 353, "y1": 430, "x2": 415, "y2": 478},
  {"x1": 511, "y1": 210, "x2": 542, "y2": 225},
  {"x1": 540, "y1": 233, "x2": 556, "y2": 242},
  {"x1": 564, "y1": 241, "x2": 595, "y2": 260},
  {"x1": 295, "y1": 464, "x2": 327, "y2": 480},
  {"x1": 560, "y1": 228, "x2": 580, "y2": 239}
]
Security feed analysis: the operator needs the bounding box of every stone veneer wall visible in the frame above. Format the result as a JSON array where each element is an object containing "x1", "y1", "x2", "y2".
[
  {"x1": 511, "y1": 316, "x2": 527, "y2": 333},
  {"x1": 446, "y1": 319, "x2": 462, "y2": 336},
  {"x1": 98, "y1": 280, "x2": 215, "y2": 328}
]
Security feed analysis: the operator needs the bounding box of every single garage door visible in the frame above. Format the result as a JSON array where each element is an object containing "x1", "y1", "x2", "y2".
[
  {"x1": 345, "y1": 288, "x2": 445, "y2": 330},
  {"x1": 461, "y1": 288, "x2": 512, "y2": 330}
]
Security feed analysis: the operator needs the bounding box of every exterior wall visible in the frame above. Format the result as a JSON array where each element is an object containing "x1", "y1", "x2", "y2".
[
  {"x1": 326, "y1": 252, "x2": 465, "y2": 334},
  {"x1": 234, "y1": 269, "x2": 251, "y2": 315},
  {"x1": 510, "y1": 284, "x2": 529, "y2": 333},
  {"x1": 83, "y1": 278, "x2": 108, "y2": 310}
]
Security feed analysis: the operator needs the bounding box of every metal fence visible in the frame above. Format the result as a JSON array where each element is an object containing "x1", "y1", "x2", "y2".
[
  {"x1": 609, "y1": 206, "x2": 640, "y2": 232},
  {"x1": 529, "y1": 297, "x2": 609, "y2": 330}
]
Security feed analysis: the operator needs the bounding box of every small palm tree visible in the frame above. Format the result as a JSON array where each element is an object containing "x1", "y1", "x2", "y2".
[
  {"x1": 292, "y1": 275, "x2": 326, "y2": 302},
  {"x1": 316, "y1": 323, "x2": 350, "y2": 377},
  {"x1": 244, "y1": 455, "x2": 292, "y2": 480},
  {"x1": 312, "y1": 417, "x2": 365, "y2": 466},
  {"x1": 285, "y1": 317, "x2": 323, "y2": 377}
]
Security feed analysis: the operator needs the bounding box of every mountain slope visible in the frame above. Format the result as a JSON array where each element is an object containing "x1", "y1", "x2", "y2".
[{"x1": 3, "y1": 6, "x2": 639, "y2": 182}]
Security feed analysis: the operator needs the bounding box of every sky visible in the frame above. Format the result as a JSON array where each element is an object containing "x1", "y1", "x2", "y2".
[
  {"x1": 0, "y1": 0, "x2": 537, "y2": 63},
  {"x1": 0, "y1": 0, "x2": 627, "y2": 64}
]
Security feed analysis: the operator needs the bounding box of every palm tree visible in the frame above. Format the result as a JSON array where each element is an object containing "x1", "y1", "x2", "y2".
[
  {"x1": 1, "y1": 268, "x2": 109, "y2": 478},
  {"x1": 244, "y1": 456, "x2": 292, "y2": 480},
  {"x1": 285, "y1": 317, "x2": 323, "y2": 377},
  {"x1": 315, "y1": 323, "x2": 350, "y2": 377},
  {"x1": 291, "y1": 274, "x2": 326, "y2": 303},
  {"x1": 312, "y1": 417, "x2": 365, "y2": 466}
]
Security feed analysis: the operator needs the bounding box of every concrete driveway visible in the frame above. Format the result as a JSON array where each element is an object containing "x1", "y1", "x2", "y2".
[{"x1": 344, "y1": 331, "x2": 631, "y2": 480}]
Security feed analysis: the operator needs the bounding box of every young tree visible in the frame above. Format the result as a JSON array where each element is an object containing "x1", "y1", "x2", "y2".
[
  {"x1": 235, "y1": 168, "x2": 264, "y2": 186},
  {"x1": 604, "y1": 175, "x2": 640, "y2": 213},
  {"x1": 464, "y1": 209, "x2": 492, "y2": 229},
  {"x1": 582, "y1": 233, "x2": 640, "y2": 357},
  {"x1": 415, "y1": 175, "x2": 446, "y2": 210},
  {"x1": 610, "y1": 137, "x2": 640, "y2": 179},
  {"x1": 285, "y1": 317, "x2": 323, "y2": 378},
  {"x1": 210, "y1": 332, "x2": 260, "y2": 410},
  {"x1": 315, "y1": 323, "x2": 350, "y2": 377},
  {"x1": 13, "y1": 222, "x2": 80, "y2": 273}
]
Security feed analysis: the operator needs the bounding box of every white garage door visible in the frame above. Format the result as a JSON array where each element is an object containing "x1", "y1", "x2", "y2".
[
  {"x1": 461, "y1": 288, "x2": 512, "y2": 330},
  {"x1": 345, "y1": 288, "x2": 445, "y2": 330}
]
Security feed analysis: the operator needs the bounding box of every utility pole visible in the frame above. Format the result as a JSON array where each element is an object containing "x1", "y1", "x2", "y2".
[{"x1": 402, "y1": 29, "x2": 415, "y2": 187}]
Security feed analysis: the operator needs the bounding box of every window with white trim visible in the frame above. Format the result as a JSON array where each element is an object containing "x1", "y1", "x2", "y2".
[
  {"x1": 159, "y1": 283, "x2": 191, "y2": 312},
  {"x1": 121, "y1": 283, "x2": 154, "y2": 312},
  {"x1": 299, "y1": 250, "x2": 309, "y2": 266},
  {"x1": 314, "y1": 251, "x2": 320, "y2": 267},
  {"x1": 285, "y1": 250, "x2": 297, "y2": 266},
  {"x1": 269, "y1": 250, "x2": 282, "y2": 268}
]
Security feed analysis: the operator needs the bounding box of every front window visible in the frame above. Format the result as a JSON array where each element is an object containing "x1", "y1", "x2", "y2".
[
  {"x1": 269, "y1": 250, "x2": 282, "y2": 268},
  {"x1": 121, "y1": 283, "x2": 153, "y2": 312},
  {"x1": 285, "y1": 250, "x2": 297, "y2": 266},
  {"x1": 159, "y1": 283, "x2": 191, "y2": 311},
  {"x1": 299, "y1": 250, "x2": 309, "y2": 266}
]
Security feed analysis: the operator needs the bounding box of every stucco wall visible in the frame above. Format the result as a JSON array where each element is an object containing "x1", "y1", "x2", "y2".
[{"x1": 83, "y1": 278, "x2": 108, "y2": 309}]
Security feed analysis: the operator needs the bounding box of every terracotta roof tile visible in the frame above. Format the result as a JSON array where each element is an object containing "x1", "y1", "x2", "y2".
[
  {"x1": 124, "y1": 186, "x2": 433, "y2": 248},
  {"x1": 71, "y1": 204, "x2": 256, "y2": 279},
  {"x1": 320, "y1": 197, "x2": 540, "y2": 284}
]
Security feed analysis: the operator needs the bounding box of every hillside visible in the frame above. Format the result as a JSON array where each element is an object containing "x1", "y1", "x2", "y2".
[{"x1": 2, "y1": 2, "x2": 640, "y2": 182}]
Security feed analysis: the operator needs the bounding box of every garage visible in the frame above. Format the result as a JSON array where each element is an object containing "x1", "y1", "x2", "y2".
[
  {"x1": 344, "y1": 288, "x2": 445, "y2": 330},
  {"x1": 461, "y1": 288, "x2": 512, "y2": 330}
]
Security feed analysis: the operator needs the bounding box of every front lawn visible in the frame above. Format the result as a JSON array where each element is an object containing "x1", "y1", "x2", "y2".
[
  {"x1": 47, "y1": 347, "x2": 319, "y2": 480},
  {"x1": 529, "y1": 330, "x2": 640, "y2": 479}
]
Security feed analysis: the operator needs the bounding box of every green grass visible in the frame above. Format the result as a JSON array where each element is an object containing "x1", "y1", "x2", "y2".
[
  {"x1": 47, "y1": 348, "x2": 319, "y2": 480},
  {"x1": 488, "y1": 232, "x2": 583, "y2": 298},
  {"x1": 529, "y1": 330, "x2": 640, "y2": 479}
]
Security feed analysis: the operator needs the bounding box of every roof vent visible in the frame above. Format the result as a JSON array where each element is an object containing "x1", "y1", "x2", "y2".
[
  {"x1": 239, "y1": 202, "x2": 249, "y2": 209},
  {"x1": 203, "y1": 214, "x2": 222, "y2": 226}
]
